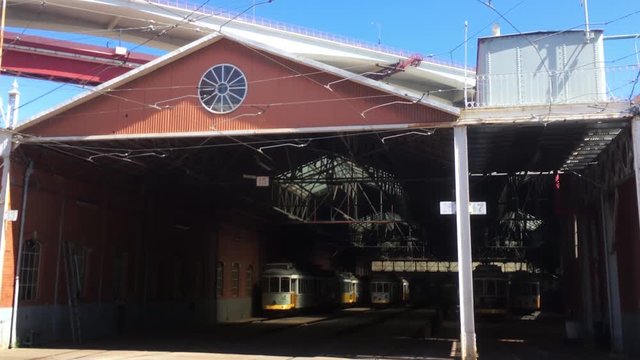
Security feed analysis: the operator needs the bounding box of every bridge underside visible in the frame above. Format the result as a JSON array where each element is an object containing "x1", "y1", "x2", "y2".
[{"x1": 2, "y1": 31, "x2": 155, "y2": 85}]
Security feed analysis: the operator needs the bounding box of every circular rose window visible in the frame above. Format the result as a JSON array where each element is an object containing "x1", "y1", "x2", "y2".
[{"x1": 198, "y1": 64, "x2": 247, "y2": 114}]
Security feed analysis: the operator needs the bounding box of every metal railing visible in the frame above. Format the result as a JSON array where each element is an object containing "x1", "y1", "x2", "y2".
[{"x1": 147, "y1": 0, "x2": 464, "y2": 68}]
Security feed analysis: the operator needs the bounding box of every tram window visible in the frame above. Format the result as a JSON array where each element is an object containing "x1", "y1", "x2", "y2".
[
  {"x1": 291, "y1": 278, "x2": 298, "y2": 293},
  {"x1": 269, "y1": 277, "x2": 279, "y2": 293},
  {"x1": 383, "y1": 283, "x2": 389, "y2": 292},
  {"x1": 486, "y1": 280, "x2": 496, "y2": 296},
  {"x1": 281, "y1": 277, "x2": 290, "y2": 292}
]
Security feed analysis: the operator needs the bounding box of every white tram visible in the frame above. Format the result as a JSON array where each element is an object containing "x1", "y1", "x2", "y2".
[
  {"x1": 473, "y1": 264, "x2": 509, "y2": 316},
  {"x1": 338, "y1": 272, "x2": 360, "y2": 305},
  {"x1": 370, "y1": 273, "x2": 409, "y2": 305},
  {"x1": 261, "y1": 263, "x2": 360, "y2": 312}
]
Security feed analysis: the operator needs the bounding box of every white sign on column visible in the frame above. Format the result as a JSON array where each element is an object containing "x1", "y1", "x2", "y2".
[{"x1": 440, "y1": 201, "x2": 486, "y2": 215}]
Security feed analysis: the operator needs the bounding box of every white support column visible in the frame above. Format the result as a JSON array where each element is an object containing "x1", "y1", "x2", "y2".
[{"x1": 453, "y1": 125, "x2": 477, "y2": 360}]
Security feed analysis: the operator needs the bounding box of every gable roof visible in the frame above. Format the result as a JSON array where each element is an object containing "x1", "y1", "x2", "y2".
[
  {"x1": 7, "y1": 0, "x2": 471, "y2": 105},
  {"x1": 17, "y1": 29, "x2": 460, "y2": 133}
]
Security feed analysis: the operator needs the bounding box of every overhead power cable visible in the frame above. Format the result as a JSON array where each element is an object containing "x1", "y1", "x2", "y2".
[{"x1": 8, "y1": 0, "x2": 275, "y2": 114}]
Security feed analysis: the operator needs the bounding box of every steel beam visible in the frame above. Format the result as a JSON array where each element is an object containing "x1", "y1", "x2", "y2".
[
  {"x1": 453, "y1": 126, "x2": 477, "y2": 360},
  {"x1": 2, "y1": 31, "x2": 154, "y2": 85}
]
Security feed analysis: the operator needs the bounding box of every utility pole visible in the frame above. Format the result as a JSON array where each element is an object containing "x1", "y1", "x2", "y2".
[
  {"x1": 8, "y1": 80, "x2": 19, "y2": 128},
  {"x1": 581, "y1": 0, "x2": 594, "y2": 42}
]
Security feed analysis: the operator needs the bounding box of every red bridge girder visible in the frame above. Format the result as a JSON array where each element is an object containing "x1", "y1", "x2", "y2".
[{"x1": 2, "y1": 31, "x2": 157, "y2": 85}]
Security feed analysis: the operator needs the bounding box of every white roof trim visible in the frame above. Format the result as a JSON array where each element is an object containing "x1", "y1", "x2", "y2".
[
  {"x1": 18, "y1": 28, "x2": 459, "y2": 133},
  {"x1": 221, "y1": 30, "x2": 460, "y2": 116}
]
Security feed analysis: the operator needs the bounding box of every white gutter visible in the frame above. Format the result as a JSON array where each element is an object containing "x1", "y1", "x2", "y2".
[{"x1": 19, "y1": 122, "x2": 451, "y2": 143}]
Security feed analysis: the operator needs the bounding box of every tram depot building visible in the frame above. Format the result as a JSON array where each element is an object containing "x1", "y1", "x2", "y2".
[{"x1": 0, "y1": 25, "x2": 638, "y2": 357}]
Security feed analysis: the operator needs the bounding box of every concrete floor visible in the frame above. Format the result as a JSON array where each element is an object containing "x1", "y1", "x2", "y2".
[{"x1": 0, "y1": 309, "x2": 633, "y2": 360}]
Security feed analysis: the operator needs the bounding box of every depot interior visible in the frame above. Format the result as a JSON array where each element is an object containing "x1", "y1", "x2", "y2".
[
  {"x1": 12, "y1": 115, "x2": 635, "y2": 348},
  {"x1": 3, "y1": 17, "x2": 637, "y2": 357}
]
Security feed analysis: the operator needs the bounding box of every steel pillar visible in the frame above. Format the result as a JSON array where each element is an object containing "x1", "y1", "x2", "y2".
[{"x1": 453, "y1": 126, "x2": 477, "y2": 360}]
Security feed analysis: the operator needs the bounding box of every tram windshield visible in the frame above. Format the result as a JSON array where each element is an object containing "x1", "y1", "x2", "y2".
[
  {"x1": 371, "y1": 282, "x2": 390, "y2": 293},
  {"x1": 262, "y1": 276, "x2": 292, "y2": 293}
]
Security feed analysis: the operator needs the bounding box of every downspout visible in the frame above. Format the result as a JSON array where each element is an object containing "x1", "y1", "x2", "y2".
[
  {"x1": 0, "y1": 133, "x2": 12, "y2": 340},
  {"x1": 9, "y1": 160, "x2": 33, "y2": 348}
]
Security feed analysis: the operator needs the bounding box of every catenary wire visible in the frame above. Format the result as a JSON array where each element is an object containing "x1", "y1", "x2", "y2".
[{"x1": 8, "y1": 1, "x2": 276, "y2": 113}]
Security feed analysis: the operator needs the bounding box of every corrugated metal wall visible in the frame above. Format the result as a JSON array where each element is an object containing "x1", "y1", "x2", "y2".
[
  {"x1": 477, "y1": 30, "x2": 607, "y2": 107},
  {"x1": 26, "y1": 39, "x2": 455, "y2": 138}
]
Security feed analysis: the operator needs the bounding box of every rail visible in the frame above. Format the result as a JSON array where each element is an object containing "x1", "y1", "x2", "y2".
[{"x1": 147, "y1": 0, "x2": 464, "y2": 69}]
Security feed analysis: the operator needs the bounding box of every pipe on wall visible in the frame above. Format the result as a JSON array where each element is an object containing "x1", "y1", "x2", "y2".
[{"x1": 9, "y1": 160, "x2": 33, "y2": 348}]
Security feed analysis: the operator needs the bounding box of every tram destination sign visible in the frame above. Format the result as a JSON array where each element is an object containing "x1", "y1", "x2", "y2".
[{"x1": 439, "y1": 201, "x2": 486, "y2": 215}]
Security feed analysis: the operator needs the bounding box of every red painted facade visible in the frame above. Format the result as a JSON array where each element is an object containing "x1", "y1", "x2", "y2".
[
  {"x1": 217, "y1": 223, "x2": 261, "y2": 300},
  {"x1": 0, "y1": 150, "x2": 143, "y2": 308},
  {"x1": 24, "y1": 39, "x2": 455, "y2": 138},
  {"x1": 0, "y1": 147, "x2": 263, "y2": 326}
]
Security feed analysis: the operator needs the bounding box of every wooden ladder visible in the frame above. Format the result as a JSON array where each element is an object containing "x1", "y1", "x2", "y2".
[{"x1": 62, "y1": 241, "x2": 82, "y2": 344}]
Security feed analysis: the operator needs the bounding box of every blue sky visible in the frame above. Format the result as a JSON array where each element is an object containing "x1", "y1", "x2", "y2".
[{"x1": 2, "y1": 0, "x2": 639, "y2": 122}]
